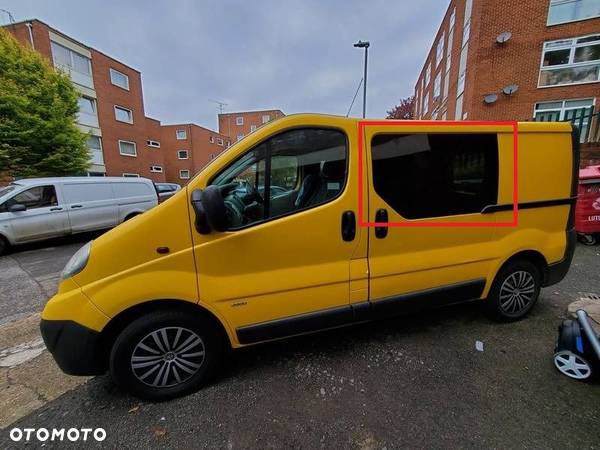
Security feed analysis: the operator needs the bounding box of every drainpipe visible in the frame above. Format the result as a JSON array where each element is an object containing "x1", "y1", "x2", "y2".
[{"x1": 25, "y1": 21, "x2": 35, "y2": 50}]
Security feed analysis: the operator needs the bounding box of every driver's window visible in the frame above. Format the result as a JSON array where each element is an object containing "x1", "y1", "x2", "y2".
[
  {"x1": 211, "y1": 128, "x2": 347, "y2": 229},
  {"x1": 10, "y1": 186, "x2": 58, "y2": 210}
]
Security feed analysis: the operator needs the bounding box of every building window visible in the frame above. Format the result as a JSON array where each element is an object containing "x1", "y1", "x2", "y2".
[
  {"x1": 109, "y1": 68, "x2": 129, "y2": 90},
  {"x1": 250, "y1": 125, "x2": 257, "y2": 132},
  {"x1": 122, "y1": 173, "x2": 140, "y2": 177},
  {"x1": 50, "y1": 41, "x2": 91, "y2": 75},
  {"x1": 179, "y1": 170, "x2": 190, "y2": 179},
  {"x1": 236, "y1": 116, "x2": 244, "y2": 125},
  {"x1": 548, "y1": 0, "x2": 600, "y2": 26},
  {"x1": 209, "y1": 136, "x2": 215, "y2": 143},
  {"x1": 150, "y1": 165, "x2": 163, "y2": 173},
  {"x1": 209, "y1": 153, "x2": 216, "y2": 160},
  {"x1": 424, "y1": 62, "x2": 431, "y2": 86},
  {"x1": 433, "y1": 72, "x2": 442, "y2": 98},
  {"x1": 443, "y1": 71, "x2": 450, "y2": 100},
  {"x1": 176, "y1": 129, "x2": 187, "y2": 140},
  {"x1": 262, "y1": 114, "x2": 270, "y2": 124},
  {"x1": 539, "y1": 35, "x2": 600, "y2": 87},
  {"x1": 226, "y1": 141, "x2": 231, "y2": 147},
  {"x1": 217, "y1": 138, "x2": 224, "y2": 146},
  {"x1": 449, "y1": 8, "x2": 456, "y2": 29},
  {"x1": 455, "y1": 94, "x2": 464, "y2": 120},
  {"x1": 119, "y1": 140, "x2": 137, "y2": 157},
  {"x1": 87, "y1": 135, "x2": 102, "y2": 151},
  {"x1": 147, "y1": 140, "x2": 160, "y2": 148},
  {"x1": 78, "y1": 97, "x2": 96, "y2": 115},
  {"x1": 370, "y1": 133, "x2": 498, "y2": 219},
  {"x1": 534, "y1": 98, "x2": 594, "y2": 141},
  {"x1": 114, "y1": 106, "x2": 133, "y2": 123},
  {"x1": 178, "y1": 150, "x2": 189, "y2": 159},
  {"x1": 237, "y1": 134, "x2": 244, "y2": 141},
  {"x1": 422, "y1": 92, "x2": 429, "y2": 115},
  {"x1": 436, "y1": 33, "x2": 445, "y2": 67}
]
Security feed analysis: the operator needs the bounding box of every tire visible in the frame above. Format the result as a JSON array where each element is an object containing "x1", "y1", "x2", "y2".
[
  {"x1": 580, "y1": 234, "x2": 597, "y2": 246},
  {"x1": 485, "y1": 259, "x2": 541, "y2": 322},
  {"x1": 109, "y1": 309, "x2": 227, "y2": 401},
  {"x1": 0, "y1": 236, "x2": 9, "y2": 256}
]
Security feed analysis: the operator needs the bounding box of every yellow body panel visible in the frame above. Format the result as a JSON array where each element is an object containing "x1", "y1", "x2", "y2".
[{"x1": 41, "y1": 115, "x2": 574, "y2": 349}]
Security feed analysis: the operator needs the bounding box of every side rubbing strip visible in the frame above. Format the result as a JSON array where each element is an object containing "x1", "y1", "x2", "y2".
[{"x1": 481, "y1": 197, "x2": 577, "y2": 214}]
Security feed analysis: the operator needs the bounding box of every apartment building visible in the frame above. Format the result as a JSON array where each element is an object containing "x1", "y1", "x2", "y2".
[
  {"x1": 3, "y1": 19, "x2": 168, "y2": 182},
  {"x1": 413, "y1": 0, "x2": 600, "y2": 130},
  {"x1": 160, "y1": 124, "x2": 231, "y2": 184},
  {"x1": 218, "y1": 109, "x2": 285, "y2": 142}
]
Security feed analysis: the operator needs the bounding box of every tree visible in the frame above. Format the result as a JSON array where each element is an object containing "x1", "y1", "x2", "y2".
[
  {"x1": 0, "y1": 29, "x2": 89, "y2": 178},
  {"x1": 386, "y1": 96, "x2": 415, "y2": 120}
]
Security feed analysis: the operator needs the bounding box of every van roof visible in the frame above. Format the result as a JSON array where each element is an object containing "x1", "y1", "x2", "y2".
[{"x1": 12, "y1": 177, "x2": 153, "y2": 186}]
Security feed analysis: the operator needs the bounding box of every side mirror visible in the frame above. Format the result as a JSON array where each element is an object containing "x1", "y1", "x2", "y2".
[
  {"x1": 200, "y1": 185, "x2": 228, "y2": 232},
  {"x1": 9, "y1": 203, "x2": 26, "y2": 212},
  {"x1": 190, "y1": 189, "x2": 211, "y2": 234}
]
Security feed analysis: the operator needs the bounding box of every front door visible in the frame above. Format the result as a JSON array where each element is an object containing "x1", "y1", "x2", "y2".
[
  {"x1": 5, "y1": 184, "x2": 70, "y2": 243},
  {"x1": 190, "y1": 124, "x2": 366, "y2": 344},
  {"x1": 364, "y1": 124, "x2": 505, "y2": 314}
]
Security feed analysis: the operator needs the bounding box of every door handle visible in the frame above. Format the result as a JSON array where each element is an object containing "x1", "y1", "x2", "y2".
[
  {"x1": 341, "y1": 210, "x2": 356, "y2": 242},
  {"x1": 71, "y1": 204, "x2": 83, "y2": 209},
  {"x1": 49, "y1": 207, "x2": 63, "y2": 211},
  {"x1": 375, "y1": 209, "x2": 388, "y2": 239}
]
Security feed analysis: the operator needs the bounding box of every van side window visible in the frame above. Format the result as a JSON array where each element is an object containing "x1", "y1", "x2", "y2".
[
  {"x1": 371, "y1": 133, "x2": 498, "y2": 219},
  {"x1": 211, "y1": 128, "x2": 347, "y2": 229},
  {"x1": 10, "y1": 186, "x2": 58, "y2": 210}
]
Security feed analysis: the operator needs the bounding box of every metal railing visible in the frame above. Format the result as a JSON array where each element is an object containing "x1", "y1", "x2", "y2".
[{"x1": 533, "y1": 106, "x2": 600, "y2": 145}]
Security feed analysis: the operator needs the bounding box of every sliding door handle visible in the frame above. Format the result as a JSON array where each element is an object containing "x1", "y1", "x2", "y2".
[
  {"x1": 71, "y1": 204, "x2": 83, "y2": 209},
  {"x1": 49, "y1": 207, "x2": 63, "y2": 211},
  {"x1": 375, "y1": 209, "x2": 388, "y2": 239},
  {"x1": 341, "y1": 211, "x2": 356, "y2": 242}
]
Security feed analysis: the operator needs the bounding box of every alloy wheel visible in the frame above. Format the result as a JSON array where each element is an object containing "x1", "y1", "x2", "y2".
[
  {"x1": 131, "y1": 327, "x2": 205, "y2": 388},
  {"x1": 499, "y1": 270, "x2": 536, "y2": 315}
]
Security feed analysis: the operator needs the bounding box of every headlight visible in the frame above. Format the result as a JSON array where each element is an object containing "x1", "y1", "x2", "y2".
[{"x1": 61, "y1": 242, "x2": 91, "y2": 280}]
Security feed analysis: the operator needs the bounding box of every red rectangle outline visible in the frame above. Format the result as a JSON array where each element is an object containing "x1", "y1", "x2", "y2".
[{"x1": 357, "y1": 120, "x2": 518, "y2": 228}]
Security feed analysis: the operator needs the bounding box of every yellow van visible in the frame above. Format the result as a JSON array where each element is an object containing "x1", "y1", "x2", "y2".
[{"x1": 40, "y1": 115, "x2": 579, "y2": 400}]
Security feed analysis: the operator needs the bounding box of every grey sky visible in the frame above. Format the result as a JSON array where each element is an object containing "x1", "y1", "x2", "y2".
[{"x1": 2, "y1": 0, "x2": 447, "y2": 131}]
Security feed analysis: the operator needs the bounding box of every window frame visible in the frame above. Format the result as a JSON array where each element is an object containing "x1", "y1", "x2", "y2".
[
  {"x1": 538, "y1": 34, "x2": 600, "y2": 88},
  {"x1": 178, "y1": 150, "x2": 189, "y2": 160},
  {"x1": 176, "y1": 129, "x2": 187, "y2": 140},
  {"x1": 8, "y1": 185, "x2": 58, "y2": 210},
  {"x1": 50, "y1": 41, "x2": 91, "y2": 76},
  {"x1": 217, "y1": 138, "x2": 224, "y2": 146},
  {"x1": 114, "y1": 105, "x2": 133, "y2": 124},
  {"x1": 109, "y1": 68, "x2": 130, "y2": 90},
  {"x1": 369, "y1": 132, "x2": 499, "y2": 220},
  {"x1": 179, "y1": 169, "x2": 190, "y2": 179},
  {"x1": 122, "y1": 173, "x2": 140, "y2": 177},
  {"x1": 208, "y1": 126, "x2": 349, "y2": 231},
  {"x1": 147, "y1": 140, "x2": 161, "y2": 148},
  {"x1": 150, "y1": 165, "x2": 163, "y2": 173},
  {"x1": 236, "y1": 116, "x2": 244, "y2": 125},
  {"x1": 118, "y1": 140, "x2": 137, "y2": 157},
  {"x1": 547, "y1": 0, "x2": 600, "y2": 26}
]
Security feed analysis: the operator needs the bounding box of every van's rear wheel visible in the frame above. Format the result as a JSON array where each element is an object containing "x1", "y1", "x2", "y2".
[
  {"x1": 485, "y1": 259, "x2": 541, "y2": 322},
  {"x1": 109, "y1": 310, "x2": 226, "y2": 401}
]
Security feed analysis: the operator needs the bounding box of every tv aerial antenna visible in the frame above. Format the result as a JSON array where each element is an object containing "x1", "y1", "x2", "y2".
[
  {"x1": 209, "y1": 99, "x2": 228, "y2": 114},
  {"x1": 0, "y1": 9, "x2": 15, "y2": 24}
]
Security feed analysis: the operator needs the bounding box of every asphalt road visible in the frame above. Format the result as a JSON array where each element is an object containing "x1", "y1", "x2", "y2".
[{"x1": 1, "y1": 239, "x2": 600, "y2": 449}]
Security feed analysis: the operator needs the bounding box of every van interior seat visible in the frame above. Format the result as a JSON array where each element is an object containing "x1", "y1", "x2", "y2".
[{"x1": 295, "y1": 159, "x2": 346, "y2": 208}]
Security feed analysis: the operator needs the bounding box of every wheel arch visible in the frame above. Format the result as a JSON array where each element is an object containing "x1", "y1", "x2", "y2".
[
  {"x1": 98, "y1": 299, "x2": 232, "y2": 369},
  {"x1": 495, "y1": 250, "x2": 550, "y2": 285}
]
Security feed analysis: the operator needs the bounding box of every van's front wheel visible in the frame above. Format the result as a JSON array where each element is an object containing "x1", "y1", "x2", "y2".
[
  {"x1": 485, "y1": 260, "x2": 541, "y2": 322},
  {"x1": 109, "y1": 310, "x2": 225, "y2": 401}
]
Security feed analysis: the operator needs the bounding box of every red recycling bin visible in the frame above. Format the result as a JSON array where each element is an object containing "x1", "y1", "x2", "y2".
[{"x1": 576, "y1": 165, "x2": 600, "y2": 245}]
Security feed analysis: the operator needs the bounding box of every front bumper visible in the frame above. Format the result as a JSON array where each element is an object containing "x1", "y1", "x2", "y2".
[{"x1": 40, "y1": 319, "x2": 107, "y2": 376}]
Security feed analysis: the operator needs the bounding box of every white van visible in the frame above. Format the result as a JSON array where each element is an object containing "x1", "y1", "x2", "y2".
[{"x1": 0, "y1": 177, "x2": 158, "y2": 254}]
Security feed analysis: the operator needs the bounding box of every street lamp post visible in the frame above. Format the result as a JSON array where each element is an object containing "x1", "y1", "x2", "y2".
[{"x1": 353, "y1": 40, "x2": 370, "y2": 118}]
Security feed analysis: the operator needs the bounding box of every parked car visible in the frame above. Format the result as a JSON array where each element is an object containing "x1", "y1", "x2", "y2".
[
  {"x1": 154, "y1": 182, "x2": 181, "y2": 202},
  {"x1": 41, "y1": 115, "x2": 578, "y2": 401},
  {"x1": 0, "y1": 177, "x2": 157, "y2": 254}
]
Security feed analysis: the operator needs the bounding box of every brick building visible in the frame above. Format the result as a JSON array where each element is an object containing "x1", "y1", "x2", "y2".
[
  {"x1": 3, "y1": 19, "x2": 261, "y2": 184},
  {"x1": 3, "y1": 19, "x2": 168, "y2": 182},
  {"x1": 218, "y1": 110, "x2": 285, "y2": 143},
  {"x1": 160, "y1": 124, "x2": 231, "y2": 183},
  {"x1": 413, "y1": 0, "x2": 600, "y2": 130}
]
